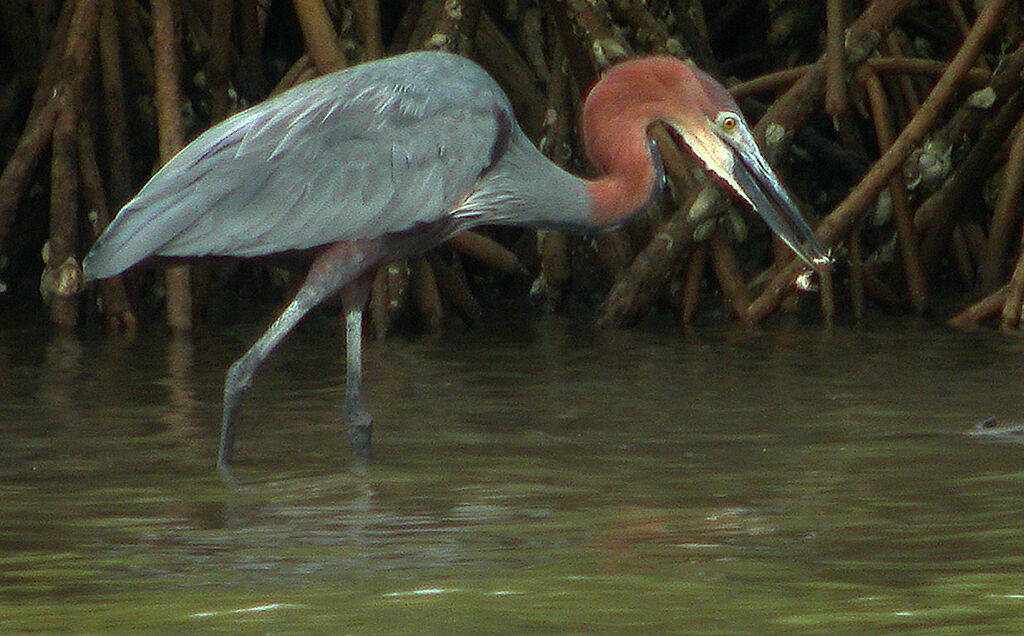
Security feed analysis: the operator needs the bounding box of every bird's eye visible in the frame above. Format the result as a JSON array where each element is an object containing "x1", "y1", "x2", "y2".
[{"x1": 718, "y1": 113, "x2": 739, "y2": 134}]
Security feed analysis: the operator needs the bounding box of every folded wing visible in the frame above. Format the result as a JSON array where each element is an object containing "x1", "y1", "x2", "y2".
[{"x1": 83, "y1": 52, "x2": 510, "y2": 279}]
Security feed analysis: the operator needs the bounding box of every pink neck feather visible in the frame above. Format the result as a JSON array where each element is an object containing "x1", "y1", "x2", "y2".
[
  {"x1": 583, "y1": 105, "x2": 659, "y2": 228},
  {"x1": 581, "y1": 58, "x2": 687, "y2": 228}
]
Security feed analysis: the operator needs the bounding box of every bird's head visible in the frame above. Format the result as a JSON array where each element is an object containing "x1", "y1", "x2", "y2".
[{"x1": 586, "y1": 57, "x2": 829, "y2": 270}]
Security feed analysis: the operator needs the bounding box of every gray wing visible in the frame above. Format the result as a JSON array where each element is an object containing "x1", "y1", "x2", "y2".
[{"x1": 83, "y1": 52, "x2": 511, "y2": 279}]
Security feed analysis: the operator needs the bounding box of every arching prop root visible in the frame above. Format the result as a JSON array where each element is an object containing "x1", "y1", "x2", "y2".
[{"x1": 1, "y1": 0, "x2": 1024, "y2": 336}]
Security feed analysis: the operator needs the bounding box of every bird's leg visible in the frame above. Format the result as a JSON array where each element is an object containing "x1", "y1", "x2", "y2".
[
  {"x1": 341, "y1": 276, "x2": 373, "y2": 460},
  {"x1": 219, "y1": 283, "x2": 329, "y2": 468},
  {"x1": 218, "y1": 241, "x2": 379, "y2": 469}
]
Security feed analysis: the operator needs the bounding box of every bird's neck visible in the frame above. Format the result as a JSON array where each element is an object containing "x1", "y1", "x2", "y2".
[
  {"x1": 586, "y1": 162, "x2": 659, "y2": 228},
  {"x1": 581, "y1": 95, "x2": 661, "y2": 229}
]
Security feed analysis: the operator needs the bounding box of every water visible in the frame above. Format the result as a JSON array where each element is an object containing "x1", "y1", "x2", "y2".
[{"x1": 3, "y1": 313, "x2": 1024, "y2": 633}]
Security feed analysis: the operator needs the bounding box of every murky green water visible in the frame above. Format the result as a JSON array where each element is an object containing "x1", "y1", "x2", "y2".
[{"x1": 3, "y1": 312, "x2": 1024, "y2": 633}]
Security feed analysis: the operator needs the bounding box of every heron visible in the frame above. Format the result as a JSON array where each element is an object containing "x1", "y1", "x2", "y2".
[{"x1": 83, "y1": 51, "x2": 827, "y2": 468}]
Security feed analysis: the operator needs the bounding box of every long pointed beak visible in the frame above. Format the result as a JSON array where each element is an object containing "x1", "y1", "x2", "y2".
[
  {"x1": 675, "y1": 114, "x2": 830, "y2": 270},
  {"x1": 730, "y1": 146, "x2": 829, "y2": 270}
]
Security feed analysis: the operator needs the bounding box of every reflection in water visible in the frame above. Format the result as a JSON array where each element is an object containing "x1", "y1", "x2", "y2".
[
  {"x1": 2, "y1": 319, "x2": 1024, "y2": 631},
  {"x1": 40, "y1": 332, "x2": 84, "y2": 429},
  {"x1": 158, "y1": 333, "x2": 202, "y2": 449}
]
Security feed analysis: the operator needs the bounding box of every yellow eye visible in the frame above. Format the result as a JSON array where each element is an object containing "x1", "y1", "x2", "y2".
[{"x1": 719, "y1": 113, "x2": 739, "y2": 133}]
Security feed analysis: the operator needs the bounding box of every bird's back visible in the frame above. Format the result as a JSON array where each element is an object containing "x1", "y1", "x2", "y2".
[{"x1": 83, "y1": 52, "x2": 517, "y2": 280}]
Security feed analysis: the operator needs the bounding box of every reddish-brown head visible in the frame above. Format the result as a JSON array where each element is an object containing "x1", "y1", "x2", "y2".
[
  {"x1": 582, "y1": 57, "x2": 724, "y2": 172},
  {"x1": 582, "y1": 57, "x2": 828, "y2": 269}
]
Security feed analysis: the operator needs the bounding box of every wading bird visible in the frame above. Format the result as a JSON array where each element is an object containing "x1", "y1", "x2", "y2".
[{"x1": 83, "y1": 51, "x2": 827, "y2": 468}]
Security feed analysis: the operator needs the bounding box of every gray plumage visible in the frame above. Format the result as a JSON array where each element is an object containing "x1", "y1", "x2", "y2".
[{"x1": 83, "y1": 51, "x2": 588, "y2": 280}]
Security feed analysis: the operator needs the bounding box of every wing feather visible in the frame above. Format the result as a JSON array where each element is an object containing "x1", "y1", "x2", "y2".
[{"x1": 83, "y1": 52, "x2": 511, "y2": 279}]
